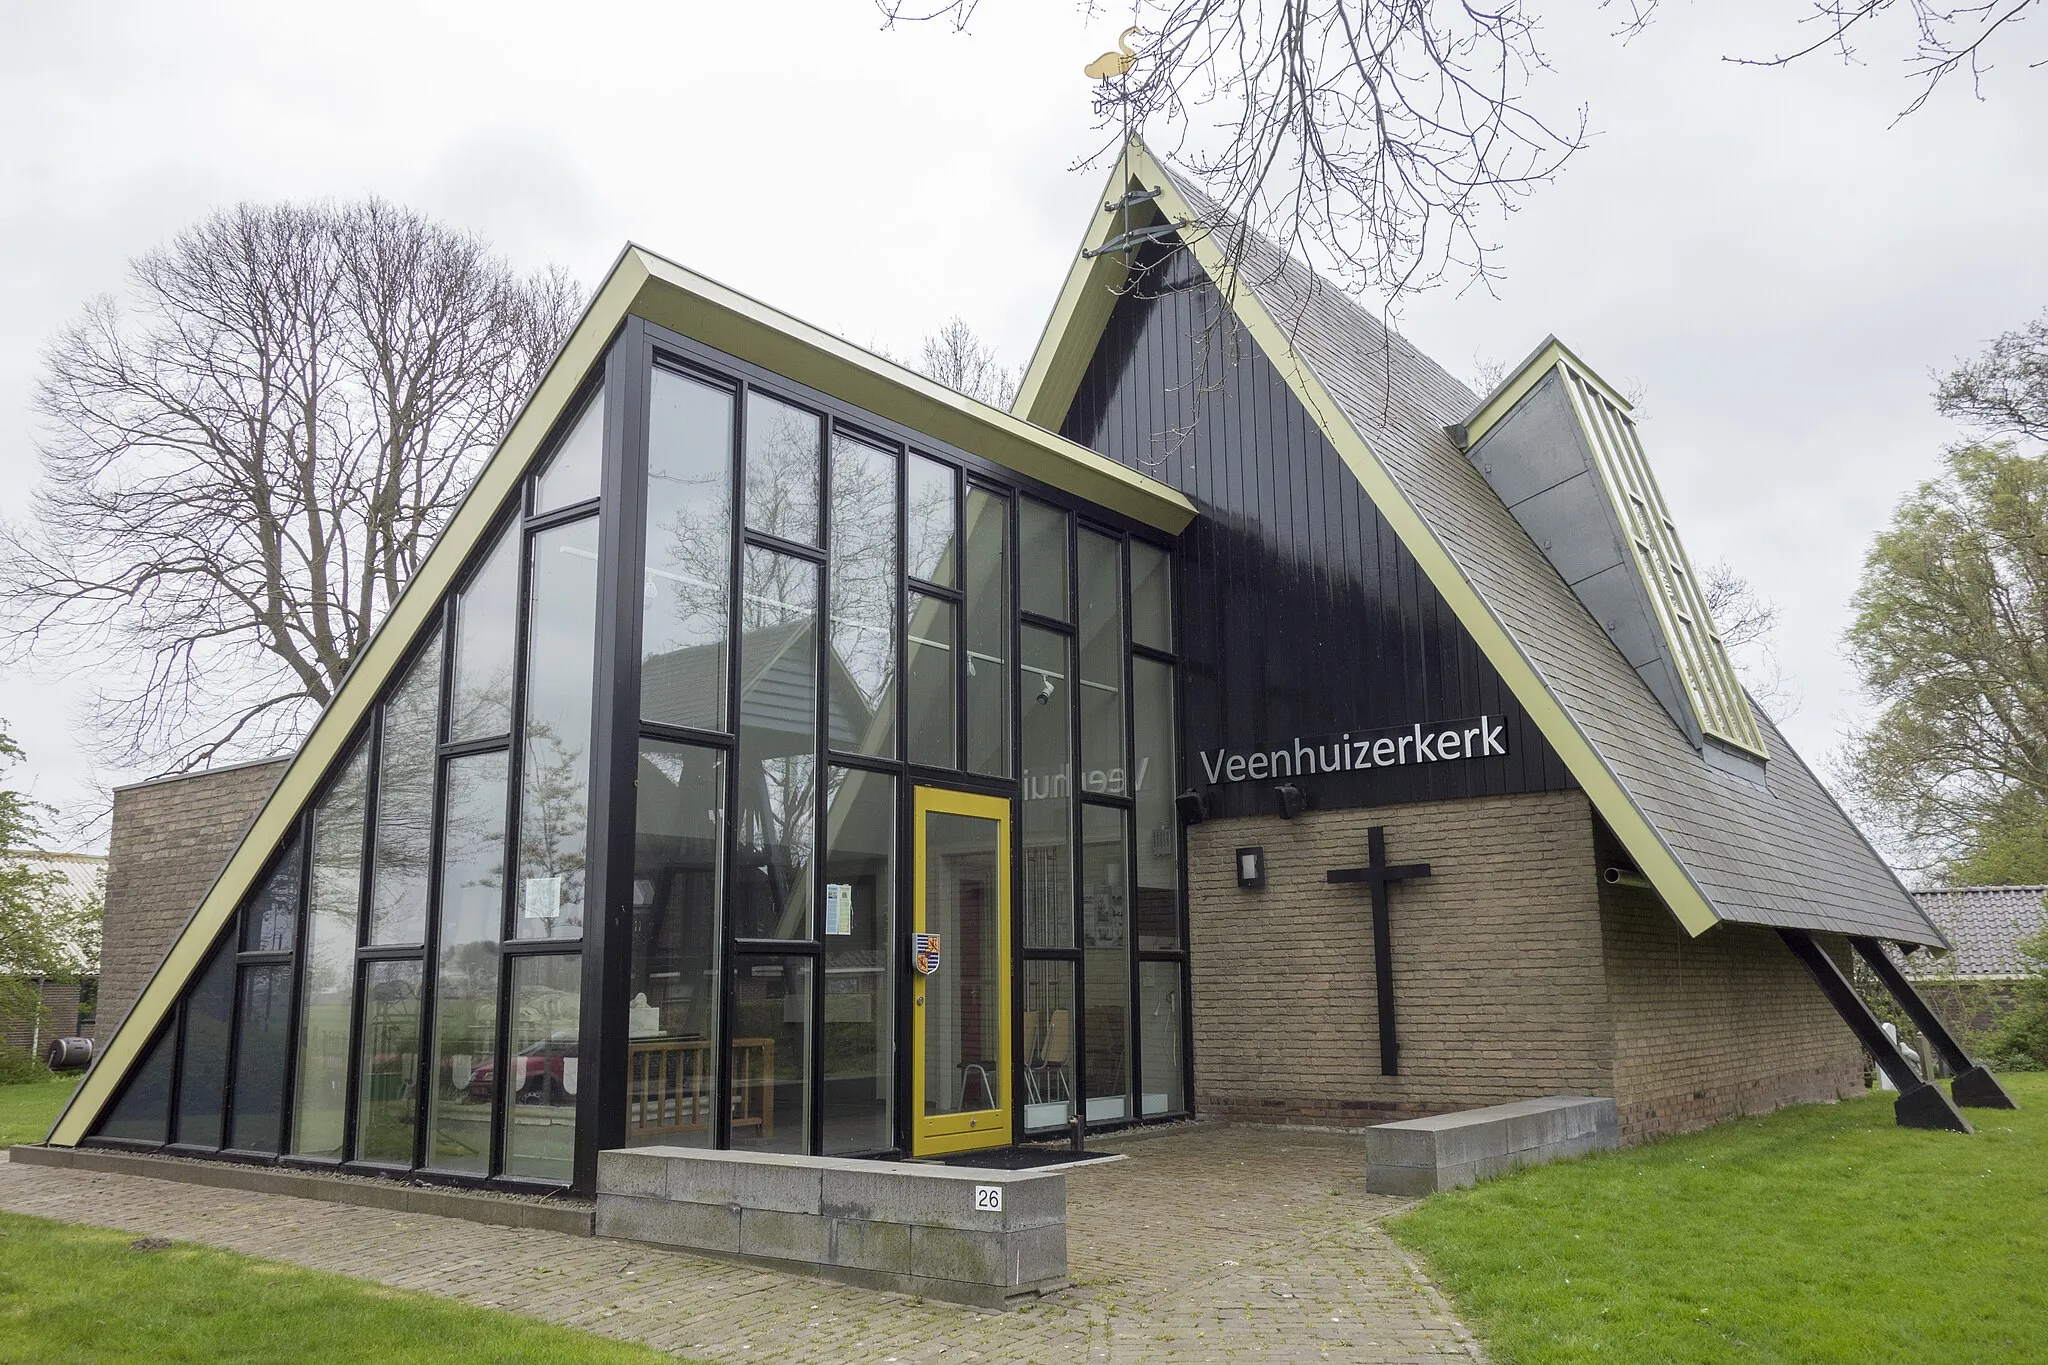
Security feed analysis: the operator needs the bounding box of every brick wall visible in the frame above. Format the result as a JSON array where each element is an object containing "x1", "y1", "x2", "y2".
[
  {"x1": 98, "y1": 759, "x2": 289, "y2": 1046},
  {"x1": 3, "y1": 979, "x2": 81, "y2": 1052},
  {"x1": 1186, "y1": 789, "x2": 1616, "y2": 1128},
  {"x1": 1185, "y1": 788, "x2": 1872, "y2": 1143},
  {"x1": 1596, "y1": 880, "x2": 1865, "y2": 1142}
]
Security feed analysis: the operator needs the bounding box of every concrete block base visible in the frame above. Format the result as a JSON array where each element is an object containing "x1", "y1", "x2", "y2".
[
  {"x1": 596, "y1": 1147, "x2": 1067, "y2": 1310},
  {"x1": 1364, "y1": 1095, "x2": 1618, "y2": 1195}
]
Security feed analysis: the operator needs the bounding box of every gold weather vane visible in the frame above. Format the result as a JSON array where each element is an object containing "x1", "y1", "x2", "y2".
[{"x1": 1084, "y1": 26, "x2": 1141, "y2": 80}]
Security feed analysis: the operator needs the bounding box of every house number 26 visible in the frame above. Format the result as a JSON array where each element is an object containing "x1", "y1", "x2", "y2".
[{"x1": 974, "y1": 1185, "x2": 1002, "y2": 1211}]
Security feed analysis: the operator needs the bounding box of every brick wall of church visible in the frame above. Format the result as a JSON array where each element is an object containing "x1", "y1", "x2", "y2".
[
  {"x1": 1597, "y1": 881, "x2": 1865, "y2": 1143},
  {"x1": 98, "y1": 759, "x2": 289, "y2": 1047},
  {"x1": 1184, "y1": 789, "x2": 1616, "y2": 1128}
]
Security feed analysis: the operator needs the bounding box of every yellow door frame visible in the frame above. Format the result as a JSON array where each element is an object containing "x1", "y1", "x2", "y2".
[{"x1": 910, "y1": 785, "x2": 1013, "y2": 1157}]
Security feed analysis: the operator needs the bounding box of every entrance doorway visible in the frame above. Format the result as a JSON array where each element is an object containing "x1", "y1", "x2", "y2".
[{"x1": 910, "y1": 787, "x2": 1012, "y2": 1156}]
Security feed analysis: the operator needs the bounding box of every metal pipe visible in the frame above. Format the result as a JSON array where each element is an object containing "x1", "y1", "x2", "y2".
[{"x1": 1602, "y1": 866, "x2": 1652, "y2": 890}]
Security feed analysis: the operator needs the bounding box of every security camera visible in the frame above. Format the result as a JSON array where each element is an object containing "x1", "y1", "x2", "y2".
[{"x1": 1036, "y1": 677, "x2": 1056, "y2": 705}]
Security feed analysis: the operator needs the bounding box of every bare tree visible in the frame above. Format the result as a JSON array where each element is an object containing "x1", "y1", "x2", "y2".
[
  {"x1": 881, "y1": 2, "x2": 2039, "y2": 313},
  {"x1": 917, "y1": 317, "x2": 1019, "y2": 409},
  {"x1": 1936, "y1": 308, "x2": 2048, "y2": 443},
  {"x1": 0, "y1": 200, "x2": 582, "y2": 774},
  {"x1": 1702, "y1": 558, "x2": 1798, "y2": 720}
]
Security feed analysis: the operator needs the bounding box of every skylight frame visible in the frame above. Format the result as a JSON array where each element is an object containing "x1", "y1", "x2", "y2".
[{"x1": 1557, "y1": 362, "x2": 1769, "y2": 759}]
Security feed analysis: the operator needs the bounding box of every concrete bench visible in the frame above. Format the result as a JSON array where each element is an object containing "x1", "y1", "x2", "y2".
[
  {"x1": 1364, "y1": 1095, "x2": 1617, "y2": 1195},
  {"x1": 595, "y1": 1147, "x2": 1067, "y2": 1310}
]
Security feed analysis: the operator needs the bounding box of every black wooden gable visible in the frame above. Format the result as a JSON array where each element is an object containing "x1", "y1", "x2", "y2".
[{"x1": 1059, "y1": 241, "x2": 1573, "y2": 820}]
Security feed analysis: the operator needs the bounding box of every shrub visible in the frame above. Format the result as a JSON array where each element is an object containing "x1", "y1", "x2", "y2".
[{"x1": 0, "y1": 1044, "x2": 53, "y2": 1085}]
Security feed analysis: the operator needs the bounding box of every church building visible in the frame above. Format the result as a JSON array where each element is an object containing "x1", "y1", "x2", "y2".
[{"x1": 48, "y1": 142, "x2": 1996, "y2": 1196}]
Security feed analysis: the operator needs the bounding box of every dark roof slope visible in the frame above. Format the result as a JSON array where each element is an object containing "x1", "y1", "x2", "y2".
[
  {"x1": 1908, "y1": 886, "x2": 2045, "y2": 977},
  {"x1": 1166, "y1": 169, "x2": 1942, "y2": 947}
]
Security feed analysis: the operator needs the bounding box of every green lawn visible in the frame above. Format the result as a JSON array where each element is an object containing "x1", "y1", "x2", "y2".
[
  {"x1": 1389, "y1": 1074, "x2": 2048, "y2": 1363},
  {"x1": 0, "y1": 1075, "x2": 77, "y2": 1148},
  {"x1": 0, "y1": 1212, "x2": 684, "y2": 1363}
]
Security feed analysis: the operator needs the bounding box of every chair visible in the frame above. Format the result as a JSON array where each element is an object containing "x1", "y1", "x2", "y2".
[{"x1": 1030, "y1": 1009, "x2": 1073, "y2": 1104}]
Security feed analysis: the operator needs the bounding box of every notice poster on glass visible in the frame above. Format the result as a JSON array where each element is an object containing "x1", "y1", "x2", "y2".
[{"x1": 825, "y1": 883, "x2": 855, "y2": 935}]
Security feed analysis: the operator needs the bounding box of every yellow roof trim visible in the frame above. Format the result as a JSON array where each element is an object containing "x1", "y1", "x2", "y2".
[
  {"x1": 1016, "y1": 140, "x2": 1721, "y2": 938},
  {"x1": 1012, "y1": 154, "x2": 1155, "y2": 428},
  {"x1": 54, "y1": 240, "x2": 1193, "y2": 1147},
  {"x1": 1459, "y1": 335, "x2": 1635, "y2": 450}
]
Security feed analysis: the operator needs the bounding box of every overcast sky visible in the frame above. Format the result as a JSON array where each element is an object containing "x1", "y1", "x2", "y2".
[{"x1": 3, "y1": 0, "x2": 2044, "y2": 851}]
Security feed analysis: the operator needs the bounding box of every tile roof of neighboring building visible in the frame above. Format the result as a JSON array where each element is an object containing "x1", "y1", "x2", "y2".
[{"x1": 1907, "y1": 886, "x2": 2046, "y2": 979}]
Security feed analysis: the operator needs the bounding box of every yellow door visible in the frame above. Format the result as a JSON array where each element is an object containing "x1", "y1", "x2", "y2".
[{"x1": 911, "y1": 787, "x2": 1012, "y2": 1156}]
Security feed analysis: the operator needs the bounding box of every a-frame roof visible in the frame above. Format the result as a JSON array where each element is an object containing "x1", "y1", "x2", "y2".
[
  {"x1": 50, "y1": 244, "x2": 1193, "y2": 1146},
  {"x1": 1018, "y1": 139, "x2": 1943, "y2": 950}
]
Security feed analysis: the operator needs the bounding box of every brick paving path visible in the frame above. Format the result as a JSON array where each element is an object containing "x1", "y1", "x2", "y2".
[{"x1": 0, "y1": 1126, "x2": 1482, "y2": 1362}]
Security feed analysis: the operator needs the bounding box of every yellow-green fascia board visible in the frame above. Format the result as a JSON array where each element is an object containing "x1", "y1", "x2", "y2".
[
  {"x1": 623, "y1": 247, "x2": 1192, "y2": 535},
  {"x1": 1015, "y1": 139, "x2": 1722, "y2": 939},
  {"x1": 1011, "y1": 145, "x2": 1171, "y2": 429},
  {"x1": 48, "y1": 239, "x2": 1192, "y2": 1147},
  {"x1": 1454, "y1": 335, "x2": 1636, "y2": 451}
]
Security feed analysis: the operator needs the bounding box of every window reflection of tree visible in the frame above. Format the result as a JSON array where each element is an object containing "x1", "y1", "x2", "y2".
[
  {"x1": 828, "y1": 434, "x2": 898, "y2": 755},
  {"x1": 517, "y1": 717, "x2": 587, "y2": 936},
  {"x1": 370, "y1": 641, "x2": 441, "y2": 944}
]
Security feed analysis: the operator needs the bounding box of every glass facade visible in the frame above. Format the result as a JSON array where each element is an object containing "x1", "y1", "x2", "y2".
[{"x1": 92, "y1": 329, "x2": 1186, "y2": 1186}]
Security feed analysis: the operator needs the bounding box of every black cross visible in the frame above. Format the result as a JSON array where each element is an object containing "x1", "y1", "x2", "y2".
[{"x1": 1326, "y1": 826, "x2": 1432, "y2": 1076}]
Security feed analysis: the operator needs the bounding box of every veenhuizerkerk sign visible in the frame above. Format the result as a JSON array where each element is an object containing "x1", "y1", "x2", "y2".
[
  {"x1": 1198, "y1": 716, "x2": 1508, "y2": 785},
  {"x1": 55, "y1": 137, "x2": 2000, "y2": 1252}
]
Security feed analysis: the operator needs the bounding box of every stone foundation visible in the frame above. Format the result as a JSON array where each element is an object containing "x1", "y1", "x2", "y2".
[{"x1": 596, "y1": 1147, "x2": 1068, "y2": 1310}]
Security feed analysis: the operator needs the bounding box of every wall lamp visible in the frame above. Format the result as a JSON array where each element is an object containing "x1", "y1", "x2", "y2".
[
  {"x1": 1274, "y1": 783, "x2": 1306, "y2": 819},
  {"x1": 1175, "y1": 789, "x2": 1208, "y2": 825},
  {"x1": 1236, "y1": 846, "x2": 1266, "y2": 889}
]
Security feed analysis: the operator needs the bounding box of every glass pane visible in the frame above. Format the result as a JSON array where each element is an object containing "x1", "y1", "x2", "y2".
[
  {"x1": 1018, "y1": 498, "x2": 1068, "y2": 621},
  {"x1": 504, "y1": 953, "x2": 580, "y2": 1183},
  {"x1": 629, "y1": 741, "x2": 724, "y2": 1149},
  {"x1": 745, "y1": 390, "x2": 822, "y2": 546},
  {"x1": 428, "y1": 750, "x2": 508, "y2": 1175},
  {"x1": 1133, "y1": 657, "x2": 1180, "y2": 951},
  {"x1": 1078, "y1": 531, "x2": 1125, "y2": 787},
  {"x1": 1081, "y1": 803, "x2": 1131, "y2": 1125},
  {"x1": 1022, "y1": 960, "x2": 1075, "y2": 1133},
  {"x1": 228, "y1": 963, "x2": 292, "y2": 1152},
  {"x1": 827, "y1": 432, "x2": 898, "y2": 758},
  {"x1": 370, "y1": 639, "x2": 442, "y2": 944},
  {"x1": 822, "y1": 768, "x2": 894, "y2": 1155},
  {"x1": 519, "y1": 515, "x2": 600, "y2": 939},
  {"x1": 964, "y1": 488, "x2": 1010, "y2": 777},
  {"x1": 172, "y1": 933, "x2": 236, "y2": 1149},
  {"x1": 906, "y1": 453, "x2": 957, "y2": 586},
  {"x1": 906, "y1": 593, "x2": 956, "y2": 769},
  {"x1": 922, "y1": 810, "x2": 1003, "y2": 1119},
  {"x1": 533, "y1": 386, "x2": 604, "y2": 513},
  {"x1": 240, "y1": 835, "x2": 302, "y2": 953},
  {"x1": 1021, "y1": 626, "x2": 1073, "y2": 949},
  {"x1": 355, "y1": 960, "x2": 423, "y2": 1165},
  {"x1": 735, "y1": 548, "x2": 818, "y2": 941},
  {"x1": 1130, "y1": 541, "x2": 1172, "y2": 651},
  {"x1": 451, "y1": 521, "x2": 519, "y2": 742},
  {"x1": 642, "y1": 368, "x2": 734, "y2": 733},
  {"x1": 1139, "y1": 961, "x2": 1185, "y2": 1116},
  {"x1": 293, "y1": 743, "x2": 368, "y2": 1159},
  {"x1": 730, "y1": 955, "x2": 813, "y2": 1154},
  {"x1": 95, "y1": 1024, "x2": 175, "y2": 1143}
]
